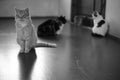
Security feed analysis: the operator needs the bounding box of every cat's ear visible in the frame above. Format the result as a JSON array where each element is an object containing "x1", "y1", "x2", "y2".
[
  {"x1": 14, "y1": 7, "x2": 20, "y2": 15},
  {"x1": 14, "y1": 7, "x2": 17, "y2": 11},
  {"x1": 25, "y1": 8, "x2": 29, "y2": 12},
  {"x1": 93, "y1": 11, "x2": 99, "y2": 17},
  {"x1": 96, "y1": 11, "x2": 100, "y2": 16},
  {"x1": 14, "y1": 7, "x2": 19, "y2": 12},
  {"x1": 25, "y1": 8, "x2": 29, "y2": 15}
]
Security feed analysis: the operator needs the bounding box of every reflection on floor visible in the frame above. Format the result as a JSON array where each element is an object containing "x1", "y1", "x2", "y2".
[{"x1": 0, "y1": 18, "x2": 120, "y2": 80}]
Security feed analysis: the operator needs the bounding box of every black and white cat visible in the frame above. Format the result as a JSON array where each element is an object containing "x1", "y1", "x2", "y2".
[
  {"x1": 37, "y1": 16, "x2": 67, "y2": 37},
  {"x1": 91, "y1": 11, "x2": 108, "y2": 37}
]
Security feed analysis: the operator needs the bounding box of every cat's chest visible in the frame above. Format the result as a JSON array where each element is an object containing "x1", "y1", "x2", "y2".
[
  {"x1": 18, "y1": 22, "x2": 27, "y2": 27},
  {"x1": 16, "y1": 22, "x2": 32, "y2": 34},
  {"x1": 16, "y1": 25, "x2": 33, "y2": 39}
]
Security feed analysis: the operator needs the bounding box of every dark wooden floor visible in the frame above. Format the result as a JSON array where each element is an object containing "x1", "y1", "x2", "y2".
[{"x1": 0, "y1": 18, "x2": 120, "y2": 80}]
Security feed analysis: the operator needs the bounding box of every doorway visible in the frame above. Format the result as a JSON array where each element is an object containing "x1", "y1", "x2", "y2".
[{"x1": 71, "y1": 0, "x2": 106, "y2": 21}]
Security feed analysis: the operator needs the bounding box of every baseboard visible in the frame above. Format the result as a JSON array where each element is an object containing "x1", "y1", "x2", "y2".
[
  {"x1": 31, "y1": 16, "x2": 58, "y2": 19},
  {"x1": 0, "y1": 17, "x2": 14, "y2": 19},
  {"x1": 107, "y1": 34, "x2": 120, "y2": 42},
  {"x1": 0, "y1": 16, "x2": 70, "y2": 23}
]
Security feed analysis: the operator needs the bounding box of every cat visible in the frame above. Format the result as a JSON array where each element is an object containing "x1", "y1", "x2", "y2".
[
  {"x1": 73, "y1": 16, "x2": 82, "y2": 26},
  {"x1": 91, "y1": 11, "x2": 108, "y2": 37},
  {"x1": 15, "y1": 8, "x2": 57, "y2": 53},
  {"x1": 37, "y1": 16, "x2": 67, "y2": 37}
]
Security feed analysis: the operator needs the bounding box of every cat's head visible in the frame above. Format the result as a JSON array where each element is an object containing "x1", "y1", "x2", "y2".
[
  {"x1": 92, "y1": 11, "x2": 104, "y2": 22},
  {"x1": 58, "y1": 16, "x2": 67, "y2": 24},
  {"x1": 92, "y1": 11, "x2": 101, "y2": 18},
  {"x1": 15, "y1": 8, "x2": 30, "y2": 21}
]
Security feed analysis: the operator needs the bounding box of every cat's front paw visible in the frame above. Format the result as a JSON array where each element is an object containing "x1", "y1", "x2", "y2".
[
  {"x1": 25, "y1": 48, "x2": 31, "y2": 53},
  {"x1": 19, "y1": 49, "x2": 25, "y2": 53}
]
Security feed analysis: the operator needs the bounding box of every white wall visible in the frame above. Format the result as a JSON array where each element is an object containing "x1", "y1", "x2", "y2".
[
  {"x1": 106, "y1": 0, "x2": 120, "y2": 38},
  {"x1": 0, "y1": 0, "x2": 71, "y2": 20},
  {"x1": 59, "y1": 0, "x2": 71, "y2": 20},
  {"x1": 0, "y1": 0, "x2": 59, "y2": 17}
]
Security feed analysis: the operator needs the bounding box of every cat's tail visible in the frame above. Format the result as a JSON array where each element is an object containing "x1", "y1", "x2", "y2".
[
  {"x1": 34, "y1": 42, "x2": 57, "y2": 48},
  {"x1": 83, "y1": 27, "x2": 92, "y2": 30}
]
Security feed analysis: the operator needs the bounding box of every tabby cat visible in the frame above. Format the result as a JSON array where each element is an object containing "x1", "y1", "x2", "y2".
[
  {"x1": 15, "y1": 8, "x2": 57, "y2": 53},
  {"x1": 37, "y1": 16, "x2": 67, "y2": 37},
  {"x1": 73, "y1": 16, "x2": 82, "y2": 26},
  {"x1": 91, "y1": 11, "x2": 108, "y2": 37}
]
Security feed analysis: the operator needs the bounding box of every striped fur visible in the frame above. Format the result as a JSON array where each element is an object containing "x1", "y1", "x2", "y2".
[{"x1": 15, "y1": 8, "x2": 57, "y2": 53}]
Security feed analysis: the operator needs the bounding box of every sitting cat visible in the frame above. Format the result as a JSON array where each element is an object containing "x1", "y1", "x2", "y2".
[
  {"x1": 15, "y1": 8, "x2": 57, "y2": 53},
  {"x1": 37, "y1": 16, "x2": 67, "y2": 37},
  {"x1": 91, "y1": 11, "x2": 108, "y2": 37},
  {"x1": 73, "y1": 16, "x2": 82, "y2": 26}
]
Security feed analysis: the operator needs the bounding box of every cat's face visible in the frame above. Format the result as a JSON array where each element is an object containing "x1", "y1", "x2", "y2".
[
  {"x1": 58, "y1": 16, "x2": 67, "y2": 24},
  {"x1": 15, "y1": 8, "x2": 30, "y2": 22},
  {"x1": 92, "y1": 11, "x2": 100, "y2": 19}
]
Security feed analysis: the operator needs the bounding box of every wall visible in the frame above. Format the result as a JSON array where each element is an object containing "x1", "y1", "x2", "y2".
[
  {"x1": 0, "y1": 0, "x2": 71, "y2": 20},
  {"x1": 59, "y1": 0, "x2": 71, "y2": 20},
  {"x1": 106, "y1": 0, "x2": 120, "y2": 38},
  {"x1": 0, "y1": 0, "x2": 59, "y2": 17}
]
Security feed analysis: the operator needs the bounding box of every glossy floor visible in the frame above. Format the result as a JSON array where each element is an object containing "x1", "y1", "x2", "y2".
[{"x1": 0, "y1": 18, "x2": 120, "y2": 80}]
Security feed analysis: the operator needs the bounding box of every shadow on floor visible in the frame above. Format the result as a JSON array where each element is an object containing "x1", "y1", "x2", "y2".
[{"x1": 18, "y1": 48, "x2": 37, "y2": 80}]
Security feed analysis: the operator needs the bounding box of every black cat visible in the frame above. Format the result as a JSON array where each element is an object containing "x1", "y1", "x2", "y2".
[{"x1": 37, "y1": 16, "x2": 67, "y2": 37}]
